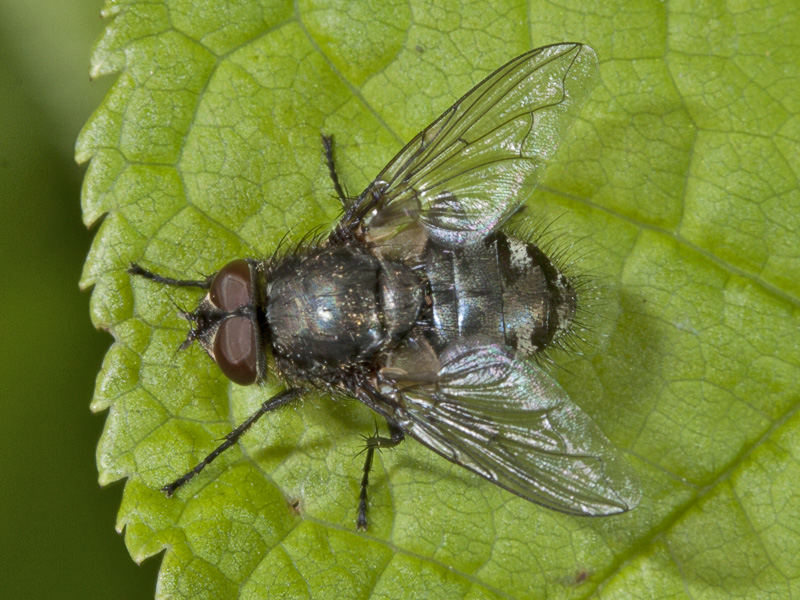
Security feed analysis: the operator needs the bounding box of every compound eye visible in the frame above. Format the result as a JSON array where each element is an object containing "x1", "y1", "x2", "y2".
[
  {"x1": 214, "y1": 316, "x2": 258, "y2": 385},
  {"x1": 209, "y1": 259, "x2": 252, "y2": 311}
]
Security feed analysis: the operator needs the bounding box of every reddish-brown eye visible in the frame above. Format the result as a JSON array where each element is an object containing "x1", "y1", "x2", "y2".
[
  {"x1": 213, "y1": 316, "x2": 258, "y2": 385},
  {"x1": 209, "y1": 259, "x2": 252, "y2": 311}
]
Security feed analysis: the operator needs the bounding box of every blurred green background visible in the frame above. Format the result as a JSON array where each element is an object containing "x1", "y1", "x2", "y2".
[{"x1": 0, "y1": 1, "x2": 158, "y2": 597}]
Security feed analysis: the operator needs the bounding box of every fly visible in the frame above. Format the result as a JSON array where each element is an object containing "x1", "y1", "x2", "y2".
[{"x1": 129, "y1": 43, "x2": 641, "y2": 529}]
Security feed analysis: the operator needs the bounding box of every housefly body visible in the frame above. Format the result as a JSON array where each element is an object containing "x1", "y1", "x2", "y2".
[{"x1": 129, "y1": 43, "x2": 641, "y2": 529}]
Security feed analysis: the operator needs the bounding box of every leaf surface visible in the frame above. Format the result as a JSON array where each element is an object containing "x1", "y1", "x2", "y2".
[{"x1": 78, "y1": 1, "x2": 800, "y2": 598}]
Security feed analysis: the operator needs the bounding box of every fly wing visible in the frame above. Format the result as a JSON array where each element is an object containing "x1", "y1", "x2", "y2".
[
  {"x1": 355, "y1": 43, "x2": 598, "y2": 248},
  {"x1": 393, "y1": 339, "x2": 641, "y2": 515}
]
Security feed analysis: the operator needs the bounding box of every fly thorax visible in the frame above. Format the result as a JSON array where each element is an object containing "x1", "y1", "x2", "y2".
[
  {"x1": 377, "y1": 257, "x2": 425, "y2": 341},
  {"x1": 266, "y1": 247, "x2": 385, "y2": 371}
]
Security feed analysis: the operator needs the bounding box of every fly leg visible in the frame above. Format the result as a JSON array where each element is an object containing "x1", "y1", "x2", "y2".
[
  {"x1": 321, "y1": 134, "x2": 348, "y2": 207},
  {"x1": 128, "y1": 263, "x2": 213, "y2": 289},
  {"x1": 161, "y1": 388, "x2": 304, "y2": 496},
  {"x1": 322, "y1": 133, "x2": 386, "y2": 242},
  {"x1": 357, "y1": 418, "x2": 404, "y2": 530}
]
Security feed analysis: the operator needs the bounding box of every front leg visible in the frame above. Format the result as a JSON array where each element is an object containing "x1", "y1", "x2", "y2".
[
  {"x1": 161, "y1": 388, "x2": 304, "y2": 496},
  {"x1": 128, "y1": 263, "x2": 213, "y2": 289}
]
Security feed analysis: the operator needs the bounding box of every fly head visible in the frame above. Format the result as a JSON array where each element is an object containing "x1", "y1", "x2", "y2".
[{"x1": 130, "y1": 258, "x2": 267, "y2": 386}]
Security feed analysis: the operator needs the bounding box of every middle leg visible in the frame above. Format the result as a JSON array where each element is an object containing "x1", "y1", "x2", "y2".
[
  {"x1": 357, "y1": 418, "x2": 404, "y2": 530},
  {"x1": 321, "y1": 134, "x2": 348, "y2": 206}
]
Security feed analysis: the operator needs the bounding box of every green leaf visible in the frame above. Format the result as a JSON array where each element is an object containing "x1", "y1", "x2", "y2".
[{"x1": 78, "y1": 0, "x2": 800, "y2": 598}]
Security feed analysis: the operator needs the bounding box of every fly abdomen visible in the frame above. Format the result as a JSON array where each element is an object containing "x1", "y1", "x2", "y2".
[
  {"x1": 495, "y1": 232, "x2": 576, "y2": 356},
  {"x1": 424, "y1": 232, "x2": 576, "y2": 357},
  {"x1": 424, "y1": 241, "x2": 505, "y2": 346}
]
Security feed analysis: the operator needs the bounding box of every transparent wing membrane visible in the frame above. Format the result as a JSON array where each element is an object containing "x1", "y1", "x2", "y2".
[
  {"x1": 396, "y1": 339, "x2": 641, "y2": 515},
  {"x1": 361, "y1": 43, "x2": 598, "y2": 247}
]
